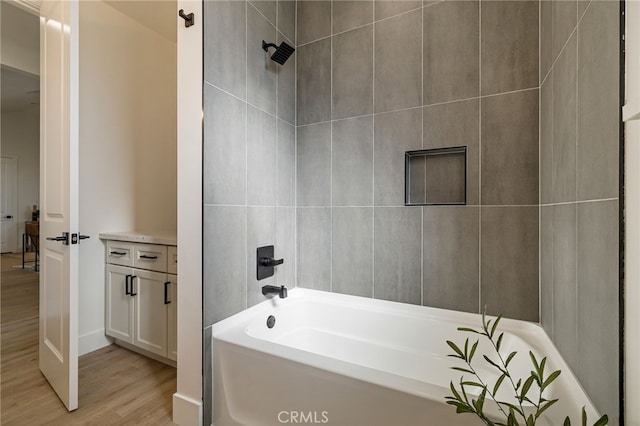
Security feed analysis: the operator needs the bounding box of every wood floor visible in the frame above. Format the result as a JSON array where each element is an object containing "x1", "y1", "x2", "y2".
[{"x1": 1, "y1": 253, "x2": 177, "y2": 425}]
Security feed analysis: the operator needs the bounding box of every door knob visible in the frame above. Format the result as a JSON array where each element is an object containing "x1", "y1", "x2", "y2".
[{"x1": 46, "y1": 232, "x2": 69, "y2": 245}]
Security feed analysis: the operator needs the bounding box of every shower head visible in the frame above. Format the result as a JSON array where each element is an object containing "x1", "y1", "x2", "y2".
[{"x1": 262, "y1": 40, "x2": 295, "y2": 65}]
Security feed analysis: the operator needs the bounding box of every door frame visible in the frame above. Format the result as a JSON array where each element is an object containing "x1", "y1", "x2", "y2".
[{"x1": 173, "y1": 0, "x2": 203, "y2": 424}]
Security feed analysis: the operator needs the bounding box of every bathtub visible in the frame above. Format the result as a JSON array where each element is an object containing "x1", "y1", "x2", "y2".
[{"x1": 211, "y1": 288, "x2": 599, "y2": 426}]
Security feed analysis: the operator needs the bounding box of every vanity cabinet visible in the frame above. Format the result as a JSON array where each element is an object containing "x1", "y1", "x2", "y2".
[{"x1": 104, "y1": 239, "x2": 177, "y2": 362}]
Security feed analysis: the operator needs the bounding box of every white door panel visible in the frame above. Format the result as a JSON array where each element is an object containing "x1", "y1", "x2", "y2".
[
  {"x1": 39, "y1": 0, "x2": 79, "y2": 411},
  {"x1": 1, "y1": 157, "x2": 18, "y2": 253}
]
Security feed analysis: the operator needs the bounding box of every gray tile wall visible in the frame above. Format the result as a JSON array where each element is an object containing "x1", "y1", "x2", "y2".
[
  {"x1": 296, "y1": 0, "x2": 540, "y2": 321},
  {"x1": 203, "y1": 2, "x2": 296, "y2": 423},
  {"x1": 539, "y1": 1, "x2": 620, "y2": 421}
]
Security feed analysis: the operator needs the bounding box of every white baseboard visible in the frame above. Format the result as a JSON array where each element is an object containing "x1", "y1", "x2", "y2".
[
  {"x1": 78, "y1": 329, "x2": 112, "y2": 356},
  {"x1": 173, "y1": 393, "x2": 203, "y2": 426}
]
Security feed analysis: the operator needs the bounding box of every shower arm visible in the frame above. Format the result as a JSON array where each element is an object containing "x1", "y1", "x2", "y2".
[{"x1": 262, "y1": 41, "x2": 278, "y2": 52}]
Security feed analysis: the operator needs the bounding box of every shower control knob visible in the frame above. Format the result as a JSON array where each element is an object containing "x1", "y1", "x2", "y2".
[{"x1": 260, "y1": 257, "x2": 284, "y2": 267}]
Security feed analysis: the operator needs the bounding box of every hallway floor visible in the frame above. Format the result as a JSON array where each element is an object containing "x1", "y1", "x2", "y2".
[{"x1": 0, "y1": 253, "x2": 176, "y2": 425}]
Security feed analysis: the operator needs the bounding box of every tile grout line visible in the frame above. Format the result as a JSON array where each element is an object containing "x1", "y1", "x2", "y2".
[
  {"x1": 549, "y1": 1, "x2": 555, "y2": 334},
  {"x1": 296, "y1": 3, "x2": 424, "y2": 49},
  {"x1": 329, "y1": 0, "x2": 333, "y2": 293},
  {"x1": 372, "y1": 0, "x2": 376, "y2": 300},
  {"x1": 248, "y1": 1, "x2": 294, "y2": 47},
  {"x1": 478, "y1": 0, "x2": 482, "y2": 315},
  {"x1": 275, "y1": 9, "x2": 280, "y2": 287},
  {"x1": 420, "y1": 0, "x2": 424, "y2": 308},
  {"x1": 574, "y1": 10, "x2": 579, "y2": 349},
  {"x1": 203, "y1": 81, "x2": 296, "y2": 128},
  {"x1": 294, "y1": 0, "x2": 298, "y2": 288},
  {"x1": 296, "y1": 87, "x2": 539, "y2": 127},
  {"x1": 538, "y1": 0, "x2": 542, "y2": 325},
  {"x1": 245, "y1": 0, "x2": 249, "y2": 311}
]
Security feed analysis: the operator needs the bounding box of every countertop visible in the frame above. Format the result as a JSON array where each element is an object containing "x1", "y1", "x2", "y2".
[{"x1": 98, "y1": 231, "x2": 177, "y2": 246}]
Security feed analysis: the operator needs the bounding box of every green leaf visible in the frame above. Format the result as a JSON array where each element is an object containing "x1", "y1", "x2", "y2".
[
  {"x1": 460, "y1": 378, "x2": 470, "y2": 403},
  {"x1": 483, "y1": 355, "x2": 506, "y2": 374},
  {"x1": 526, "y1": 414, "x2": 535, "y2": 426},
  {"x1": 493, "y1": 373, "x2": 507, "y2": 396},
  {"x1": 540, "y1": 357, "x2": 547, "y2": 375},
  {"x1": 458, "y1": 327, "x2": 481, "y2": 334},
  {"x1": 447, "y1": 340, "x2": 464, "y2": 358},
  {"x1": 529, "y1": 351, "x2": 541, "y2": 376},
  {"x1": 456, "y1": 404, "x2": 475, "y2": 414},
  {"x1": 451, "y1": 366, "x2": 475, "y2": 374},
  {"x1": 482, "y1": 306, "x2": 488, "y2": 332},
  {"x1": 476, "y1": 388, "x2": 487, "y2": 412},
  {"x1": 564, "y1": 416, "x2": 571, "y2": 426},
  {"x1": 516, "y1": 378, "x2": 522, "y2": 390},
  {"x1": 508, "y1": 408, "x2": 521, "y2": 426},
  {"x1": 498, "y1": 402, "x2": 525, "y2": 418},
  {"x1": 582, "y1": 407, "x2": 587, "y2": 426},
  {"x1": 520, "y1": 376, "x2": 535, "y2": 401},
  {"x1": 541, "y1": 370, "x2": 561, "y2": 391},
  {"x1": 535, "y1": 398, "x2": 558, "y2": 419},
  {"x1": 496, "y1": 332, "x2": 504, "y2": 351},
  {"x1": 491, "y1": 314, "x2": 503, "y2": 338},
  {"x1": 505, "y1": 351, "x2": 518, "y2": 367},
  {"x1": 464, "y1": 338, "x2": 469, "y2": 359},
  {"x1": 449, "y1": 381, "x2": 462, "y2": 401},
  {"x1": 593, "y1": 415, "x2": 608, "y2": 426},
  {"x1": 461, "y1": 381, "x2": 485, "y2": 388},
  {"x1": 469, "y1": 340, "x2": 479, "y2": 363}
]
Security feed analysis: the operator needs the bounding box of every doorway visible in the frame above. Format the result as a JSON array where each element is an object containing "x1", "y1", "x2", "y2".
[{"x1": 1, "y1": 0, "x2": 178, "y2": 421}]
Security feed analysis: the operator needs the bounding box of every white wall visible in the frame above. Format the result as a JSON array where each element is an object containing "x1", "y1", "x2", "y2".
[
  {"x1": 0, "y1": 2, "x2": 39, "y2": 75},
  {"x1": 0, "y1": 108, "x2": 40, "y2": 248},
  {"x1": 78, "y1": 0, "x2": 177, "y2": 355},
  {"x1": 625, "y1": 2, "x2": 640, "y2": 425}
]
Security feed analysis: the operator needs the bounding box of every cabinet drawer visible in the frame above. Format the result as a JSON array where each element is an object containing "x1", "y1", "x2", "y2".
[
  {"x1": 167, "y1": 246, "x2": 178, "y2": 275},
  {"x1": 133, "y1": 244, "x2": 167, "y2": 272},
  {"x1": 106, "y1": 241, "x2": 134, "y2": 267}
]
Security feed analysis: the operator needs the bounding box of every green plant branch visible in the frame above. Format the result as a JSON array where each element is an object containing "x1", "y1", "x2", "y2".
[{"x1": 447, "y1": 309, "x2": 609, "y2": 426}]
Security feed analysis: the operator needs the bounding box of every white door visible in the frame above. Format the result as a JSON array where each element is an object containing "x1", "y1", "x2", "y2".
[
  {"x1": 0, "y1": 157, "x2": 18, "y2": 253},
  {"x1": 39, "y1": 0, "x2": 80, "y2": 411}
]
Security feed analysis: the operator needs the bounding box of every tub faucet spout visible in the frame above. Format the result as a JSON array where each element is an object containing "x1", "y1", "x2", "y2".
[{"x1": 262, "y1": 285, "x2": 288, "y2": 298}]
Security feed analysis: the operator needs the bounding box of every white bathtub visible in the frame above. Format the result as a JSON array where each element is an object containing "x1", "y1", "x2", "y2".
[{"x1": 211, "y1": 288, "x2": 599, "y2": 426}]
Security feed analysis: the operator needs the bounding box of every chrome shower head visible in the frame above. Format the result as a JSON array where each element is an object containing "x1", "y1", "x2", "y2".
[{"x1": 262, "y1": 40, "x2": 295, "y2": 65}]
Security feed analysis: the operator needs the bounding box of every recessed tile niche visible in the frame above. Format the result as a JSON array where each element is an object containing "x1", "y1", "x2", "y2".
[{"x1": 405, "y1": 147, "x2": 467, "y2": 206}]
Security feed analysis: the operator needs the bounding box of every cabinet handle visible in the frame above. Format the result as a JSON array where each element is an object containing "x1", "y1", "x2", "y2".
[
  {"x1": 164, "y1": 281, "x2": 171, "y2": 304},
  {"x1": 131, "y1": 276, "x2": 138, "y2": 296},
  {"x1": 125, "y1": 274, "x2": 131, "y2": 295},
  {"x1": 111, "y1": 251, "x2": 127, "y2": 256},
  {"x1": 139, "y1": 255, "x2": 158, "y2": 260}
]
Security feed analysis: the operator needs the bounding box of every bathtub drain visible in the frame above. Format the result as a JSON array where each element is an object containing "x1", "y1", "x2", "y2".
[{"x1": 266, "y1": 315, "x2": 276, "y2": 329}]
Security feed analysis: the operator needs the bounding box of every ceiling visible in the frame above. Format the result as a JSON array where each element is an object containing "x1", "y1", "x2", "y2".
[
  {"x1": 104, "y1": 0, "x2": 177, "y2": 43},
  {"x1": 0, "y1": 0, "x2": 175, "y2": 113},
  {"x1": 1, "y1": 67, "x2": 40, "y2": 113}
]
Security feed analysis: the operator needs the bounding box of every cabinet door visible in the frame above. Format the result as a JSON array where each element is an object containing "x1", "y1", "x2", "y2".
[
  {"x1": 132, "y1": 269, "x2": 168, "y2": 357},
  {"x1": 106, "y1": 265, "x2": 134, "y2": 343},
  {"x1": 167, "y1": 274, "x2": 177, "y2": 361}
]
